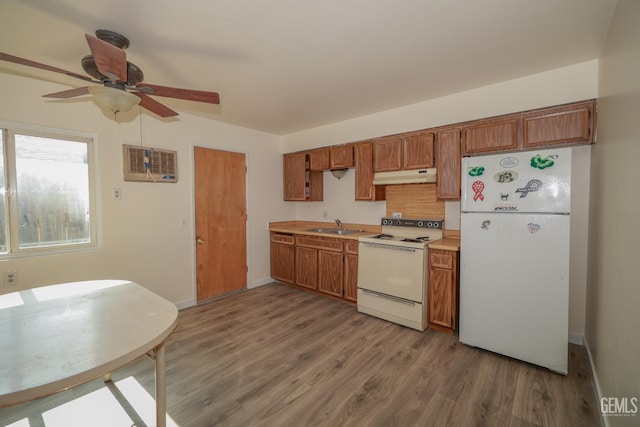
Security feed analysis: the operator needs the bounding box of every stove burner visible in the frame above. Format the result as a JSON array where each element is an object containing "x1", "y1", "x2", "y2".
[
  {"x1": 373, "y1": 233, "x2": 393, "y2": 239},
  {"x1": 402, "y1": 236, "x2": 431, "y2": 243}
]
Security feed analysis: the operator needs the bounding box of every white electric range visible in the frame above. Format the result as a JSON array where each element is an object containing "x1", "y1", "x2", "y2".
[{"x1": 357, "y1": 217, "x2": 444, "y2": 331}]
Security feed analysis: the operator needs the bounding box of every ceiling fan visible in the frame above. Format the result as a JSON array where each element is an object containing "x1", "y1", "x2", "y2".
[{"x1": 0, "y1": 29, "x2": 220, "y2": 118}]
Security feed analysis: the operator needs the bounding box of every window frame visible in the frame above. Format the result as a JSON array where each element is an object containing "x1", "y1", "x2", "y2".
[{"x1": 0, "y1": 122, "x2": 99, "y2": 258}]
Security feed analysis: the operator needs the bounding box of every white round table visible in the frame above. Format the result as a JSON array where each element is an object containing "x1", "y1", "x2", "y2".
[{"x1": 0, "y1": 280, "x2": 179, "y2": 427}]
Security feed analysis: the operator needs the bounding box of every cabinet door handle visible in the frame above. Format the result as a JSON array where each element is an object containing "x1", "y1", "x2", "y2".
[{"x1": 197, "y1": 238, "x2": 205, "y2": 245}]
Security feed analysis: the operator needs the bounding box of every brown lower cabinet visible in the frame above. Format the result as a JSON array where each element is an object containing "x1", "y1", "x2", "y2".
[
  {"x1": 271, "y1": 231, "x2": 359, "y2": 302},
  {"x1": 296, "y1": 245, "x2": 319, "y2": 289},
  {"x1": 343, "y1": 240, "x2": 359, "y2": 302},
  {"x1": 270, "y1": 232, "x2": 295, "y2": 284},
  {"x1": 318, "y1": 250, "x2": 343, "y2": 297},
  {"x1": 428, "y1": 248, "x2": 459, "y2": 334}
]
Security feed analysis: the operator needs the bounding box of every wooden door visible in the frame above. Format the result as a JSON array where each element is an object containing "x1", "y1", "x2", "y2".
[{"x1": 194, "y1": 147, "x2": 247, "y2": 301}]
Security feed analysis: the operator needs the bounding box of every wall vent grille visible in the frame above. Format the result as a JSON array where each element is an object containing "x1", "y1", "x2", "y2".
[{"x1": 123, "y1": 145, "x2": 178, "y2": 183}]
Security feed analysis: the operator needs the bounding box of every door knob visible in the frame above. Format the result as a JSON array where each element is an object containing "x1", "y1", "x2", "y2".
[{"x1": 197, "y1": 238, "x2": 205, "y2": 245}]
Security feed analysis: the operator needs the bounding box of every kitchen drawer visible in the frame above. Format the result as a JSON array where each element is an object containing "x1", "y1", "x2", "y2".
[
  {"x1": 430, "y1": 249, "x2": 453, "y2": 269},
  {"x1": 271, "y1": 232, "x2": 294, "y2": 245},
  {"x1": 344, "y1": 240, "x2": 359, "y2": 254},
  {"x1": 296, "y1": 235, "x2": 343, "y2": 252},
  {"x1": 358, "y1": 289, "x2": 426, "y2": 331}
]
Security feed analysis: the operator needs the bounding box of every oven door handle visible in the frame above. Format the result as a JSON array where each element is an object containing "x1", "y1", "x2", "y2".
[
  {"x1": 359, "y1": 242, "x2": 417, "y2": 252},
  {"x1": 361, "y1": 289, "x2": 416, "y2": 306}
]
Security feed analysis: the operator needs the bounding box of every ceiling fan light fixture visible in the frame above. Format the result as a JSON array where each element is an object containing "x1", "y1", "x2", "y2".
[{"x1": 88, "y1": 85, "x2": 140, "y2": 113}]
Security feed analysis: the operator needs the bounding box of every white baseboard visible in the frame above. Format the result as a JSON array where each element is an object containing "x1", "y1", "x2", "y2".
[
  {"x1": 174, "y1": 278, "x2": 274, "y2": 310},
  {"x1": 248, "y1": 277, "x2": 276, "y2": 289},
  {"x1": 569, "y1": 332, "x2": 584, "y2": 345},
  {"x1": 584, "y1": 335, "x2": 607, "y2": 427},
  {"x1": 175, "y1": 298, "x2": 196, "y2": 310}
]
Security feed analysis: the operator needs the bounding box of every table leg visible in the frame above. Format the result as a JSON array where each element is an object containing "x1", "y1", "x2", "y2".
[{"x1": 155, "y1": 343, "x2": 167, "y2": 427}]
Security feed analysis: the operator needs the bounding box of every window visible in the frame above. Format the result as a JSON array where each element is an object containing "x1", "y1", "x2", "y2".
[{"x1": 0, "y1": 125, "x2": 96, "y2": 256}]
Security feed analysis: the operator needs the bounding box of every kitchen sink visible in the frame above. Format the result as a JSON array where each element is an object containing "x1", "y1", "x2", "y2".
[{"x1": 304, "y1": 228, "x2": 365, "y2": 235}]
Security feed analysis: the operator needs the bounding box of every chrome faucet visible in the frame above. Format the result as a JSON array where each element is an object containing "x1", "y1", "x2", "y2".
[{"x1": 335, "y1": 218, "x2": 343, "y2": 229}]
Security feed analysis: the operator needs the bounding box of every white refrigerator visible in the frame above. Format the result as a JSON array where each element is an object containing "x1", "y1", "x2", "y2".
[{"x1": 459, "y1": 147, "x2": 571, "y2": 374}]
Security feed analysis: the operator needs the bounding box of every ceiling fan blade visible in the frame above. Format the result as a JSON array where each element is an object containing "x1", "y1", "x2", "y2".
[
  {"x1": 85, "y1": 34, "x2": 127, "y2": 83},
  {"x1": 0, "y1": 52, "x2": 96, "y2": 83},
  {"x1": 43, "y1": 86, "x2": 90, "y2": 99},
  {"x1": 134, "y1": 83, "x2": 220, "y2": 104},
  {"x1": 135, "y1": 93, "x2": 178, "y2": 118}
]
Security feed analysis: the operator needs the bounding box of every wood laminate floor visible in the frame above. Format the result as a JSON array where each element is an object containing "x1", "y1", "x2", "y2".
[{"x1": 0, "y1": 283, "x2": 601, "y2": 427}]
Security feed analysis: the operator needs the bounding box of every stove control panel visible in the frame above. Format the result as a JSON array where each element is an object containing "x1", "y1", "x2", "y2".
[{"x1": 381, "y1": 217, "x2": 443, "y2": 229}]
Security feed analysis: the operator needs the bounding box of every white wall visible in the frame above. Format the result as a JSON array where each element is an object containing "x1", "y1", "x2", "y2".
[
  {"x1": 588, "y1": 1, "x2": 640, "y2": 424},
  {"x1": 296, "y1": 169, "x2": 386, "y2": 224},
  {"x1": 0, "y1": 73, "x2": 289, "y2": 307},
  {"x1": 281, "y1": 61, "x2": 599, "y2": 338}
]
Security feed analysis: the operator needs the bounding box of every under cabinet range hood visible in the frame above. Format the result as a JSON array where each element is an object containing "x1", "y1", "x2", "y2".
[{"x1": 372, "y1": 168, "x2": 437, "y2": 185}]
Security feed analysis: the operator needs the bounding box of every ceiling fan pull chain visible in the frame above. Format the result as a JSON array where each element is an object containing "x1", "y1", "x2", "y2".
[{"x1": 139, "y1": 109, "x2": 144, "y2": 147}]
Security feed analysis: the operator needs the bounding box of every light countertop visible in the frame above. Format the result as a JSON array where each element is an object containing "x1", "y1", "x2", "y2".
[
  {"x1": 269, "y1": 220, "x2": 380, "y2": 240},
  {"x1": 428, "y1": 237, "x2": 461, "y2": 251}
]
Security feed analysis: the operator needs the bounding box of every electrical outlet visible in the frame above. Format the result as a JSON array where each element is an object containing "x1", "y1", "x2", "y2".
[
  {"x1": 323, "y1": 211, "x2": 329, "y2": 219},
  {"x1": 3, "y1": 271, "x2": 17, "y2": 287},
  {"x1": 112, "y1": 188, "x2": 121, "y2": 200},
  {"x1": 392, "y1": 212, "x2": 402, "y2": 218}
]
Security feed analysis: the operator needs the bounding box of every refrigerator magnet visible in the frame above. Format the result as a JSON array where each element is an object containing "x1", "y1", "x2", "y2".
[
  {"x1": 468, "y1": 166, "x2": 485, "y2": 177},
  {"x1": 481, "y1": 220, "x2": 491, "y2": 230},
  {"x1": 515, "y1": 179, "x2": 543, "y2": 198},
  {"x1": 499, "y1": 157, "x2": 519, "y2": 168},
  {"x1": 494, "y1": 170, "x2": 518, "y2": 183},
  {"x1": 471, "y1": 180, "x2": 485, "y2": 201},
  {"x1": 527, "y1": 223, "x2": 541, "y2": 234},
  {"x1": 530, "y1": 154, "x2": 558, "y2": 170}
]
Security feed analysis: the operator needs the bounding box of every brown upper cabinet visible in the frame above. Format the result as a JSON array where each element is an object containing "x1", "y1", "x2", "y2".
[
  {"x1": 355, "y1": 142, "x2": 386, "y2": 201},
  {"x1": 330, "y1": 144, "x2": 354, "y2": 169},
  {"x1": 309, "y1": 148, "x2": 330, "y2": 171},
  {"x1": 283, "y1": 152, "x2": 323, "y2": 201},
  {"x1": 463, "y1": 117, "x2": 520, "y2": 155},
  {"x1": 374, "y1": 132, "x2": 434, "y2": 172},
  {"x1": 402, "y1": 132, "x2": 435, "y2": 169},
  {"x1": 282, "y1": 99, "x2": 596, "y2": 201},
  {"x1": 462, "y1": 99, "x2": 596, "y2": 155},
  {"x1": 435, "y1": 129, "x2": 462, "y2": 200},
  {"x1": 522, "y1": 100, "x2": 595, "y2": 148},
  {"x1": 373, "y1": 137, "x2": 403, "y2": 172}
]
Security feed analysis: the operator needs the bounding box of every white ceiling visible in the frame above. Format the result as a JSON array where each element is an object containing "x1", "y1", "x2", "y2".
[{"x1": 0, "y1": 0, "x2": 617, "y2": 135}]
